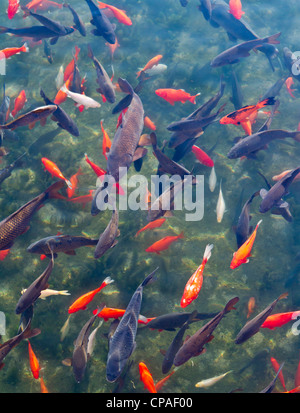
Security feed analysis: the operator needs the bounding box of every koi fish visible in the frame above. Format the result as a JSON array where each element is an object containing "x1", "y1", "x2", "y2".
[
  {"x1": 195, "y1": 370, "x2": 233, "y2": 388},
  {"x1": 7, "y1": 0, "x2": 20, "y2": 19},
  {"x1": 135, "y1": 218, "x2": 166, "y2": 237},
  {"x1": 209, "y1": 166, "x2": 217, "y2": 192},
  {"x1": 40, "y1": 376, "x2": 49, "y2": 393},
  {"x1": 228, "y1": 0, "x2": 245, "y2": 20},
  {"x1": 68, "y1": 190, "x2": 94, "y2": 208},
  {"x1": 26, "y1": 0, "x2": 63, "y2": 12},
  {"x1": 63, "y1": 3, "x2": 86, "y2": 37},
  {"x1": 0, "y1": 180, "x2": 64, "y2": 251},
  {"x1": 261, "y1": 311, "x2": 300, "y2": 330},
  {"x1": 191, "y1": 145, "x2": 214, "y2": 167},
  {"x1": 180, "y1": 244, "x2": 213, "y2": 308},
  {"x1": 94, "y1": 208, "x2": 119, "y2": 259},
  {"x1": 41, "y1": 157, "x2": 72, "y2": 189},
  {"x1": 220, "y1": 97, "x2": 276, "y2": 129},
  {"x1": 235, "y1": 292, "x2": 288, "y2": 344},
  {"x1": 60, "y1": 84, "x2": 101, "y2": 109},
  {"x1": 247, "y1": 297, "x2": 256, "y2": 319},
  {"x1": 68, "y1": 276, "x2": 114, "y2": 314},
  {"x1": 272, "y1": 169, "x2": 300, "y2": 182},
  {"x1": 106, "y1": 268, "x2": 158, "y2": 382},
  {"x1": 155, "y1": 369, "x2": 177, "y2": 392},
  {"x1": 85, "y1": 0, "x2": 116, "y2": 44},
  {"x1": 270, "y1": 357, "x2": 287, "y2": 391},
  {"x1": 67, "y1": 167, "x2": 83, "y2": 198},
  {"x1": 144, "y1": 116, "x2": 156, "y2": 131},
  {"x1": 230, "y1": 220, "x2": 262, "y2": 269},
  {"x1": 85, "y1": 153, "x2": 106, "y2": 177},
  {"x1": 98, "y1": 2, "x2": 132, "y2": 26},
  {"x1": 0, "y1": 105, "x2": 57, "y2": 131},
  {"x1": 28, "y1": 340, "x2": 41, "y2": 379},
  {"x1": 139, "y1": 362, "x2": 157, "y2": 393},
  {"x1": 92, "y1": 307, "x2": 149, "y2": 324},
  {"x1": 137, "y1": 55, "x2": 163, "y2": 78},
  {"x1": 145, "y1": 232, "x2": 184, "y2": 254},
  {"x1": 285, "y1": 77, "x2": 296, "y2": 99},
  {"x1": 155, "y1": 88, "x2": 200, "y2": 105},
  {"x1": 64, "y1": 46, "x2": 80, "y2": 82},
  {"x1": 0, "y1": 43, "x2": 28, "y2": 59},
  {"x1": 216, "y1": 181, "x2": 226, "y2": 223},
  {"x1": 101, "y1": 120, "x2": 111, "y2": 160}
]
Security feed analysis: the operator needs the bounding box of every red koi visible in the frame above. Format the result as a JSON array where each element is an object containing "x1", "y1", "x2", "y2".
[
  {"x1": 191, "y1": 145, "x2": 214, "y2": 167},
  {"x1": 11, "y1": 90, "x2": 27, "y2": 118},
  {"x1": 155, "y1": 88, "x2": 200, "y2": 105},
  {"x1": 135, "y1": 218, "x2": 166, "y2": 237},
  {"x1": 261, "y1": 311, "x2": 300, "y2": 330},
  {"x1": 41, "y1": 157, "x2": 72, "y2": 189},
  {"x1": 67, "y1": 167, "x2": 83, "y2": 198},
  {"x1": 28, "y1": 341, "x2": 41, "y2": 379},
  {"x1": 270, "y1": 356, "x2": 287, "y2": 392},
  {"x1": 145, "y1": 232, "x2": 184, "y2": 254},
  {"x1": 139, "y1": 362, "x2": 157, "y2": 393},
  {"x1": 228, "y1": 0, "x2": 245, "y2": 20}
]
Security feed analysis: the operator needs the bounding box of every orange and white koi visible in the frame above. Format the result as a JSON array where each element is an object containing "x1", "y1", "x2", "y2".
[
  {"x1": 261, "y1": 311, "x2": 300, "y2": 330},
  {"x1": 68, "y1": 276, "x2": 114, "y2": 314},
  {"x1": 41, "y1": 157, "x2": 72, "y2": 189},
  {"x1": 180, "y1": 244, "x2": 213, "y2": 308},
  {"x1": 230, "y1": 220, "x2": 262, "y2": 269},
  {"x1": 0, "y1": 43, "x2": 28, "y2": 59}
]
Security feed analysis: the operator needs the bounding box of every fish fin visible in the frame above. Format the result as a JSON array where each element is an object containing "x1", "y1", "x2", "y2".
[
  {"x1": 278, "y1": 292, "x2": 288, "y2": 301},
  {"x1": 163, "y1": 211, "x2": 174, "y2": 217},
  {"x1": 183, "y1": 335, "x2": 191, "y2": 344},
  {"x1": 23, "y1": 327, "x2": 41, "y2": 340},
  {"x1": 62, "y1": 358, "x2": 72, "y2": 367},
  {"x1": 64, "y1": 250, "x2": 76, "y2": 255},
  {"x1": 110, "y1": 239, "x2": 118, "y2": 248},
  {"x1": 50, "y1": 37, "x2": 59, "y2": 46},
  {"x1": 259, "y1": 188, "x2": 268, "y2": 199}
]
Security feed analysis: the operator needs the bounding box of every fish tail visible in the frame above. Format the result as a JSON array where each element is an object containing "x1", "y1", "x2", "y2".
[
  {"x1": 141, "y1": 267, "x2": 159, "y2": 287},
  {"x1": 45, "y1": 181, "x2": 65, "y2": 200},
  {"x1": 118, "y1": 78, "x2": 134, "y2": 95},
  {"x1": 23, "y1": 326, "x2": 41, "y2": 340},
  {"x1": 266, "y1": 32, "x2": 281, "y2": 45},
  {"x1": 177, "y1": 231, "x2": 184, "y2": 239},
  {"x1": 22, "y1": 42, "x2": 29, "y2": 53},
  {"x1": 292, "y1": 132, "x2": 300, "y2": 142},
  {"x1": 60, "y1": 84, "x2": 68, "y2": 94},
  {"x1": 257, "y1": 97, "x2": 276, "y2": 108},
  {"x1": 278, "y1": 292, "x2": 288, "y2": 301},
  {"x1": 224, "y1": 297, "x2": 239, "y2": 313},
  {"x1": 58, "y1": 290, "x2": 70, "y2": 296},
  {"x1": 203, "y1": 244, "x2": 214, "y2": 261},
  {"x1": 0, "y1": 26, "x2": 8, "y2": 34},
  {"x1": 98, "y1": 1, "x2": 107, "y2": 8},
  {"x1": 189, "y1": 93, "x2": 200, "y2": 104}
]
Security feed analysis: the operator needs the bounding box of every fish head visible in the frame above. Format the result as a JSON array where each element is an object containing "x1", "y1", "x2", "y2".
[
  {"x1": 106, "y1": 352, "x2": 124, "y2": 383},
  {"x1": 72, "y1": 346, "x2": 87, "y2": 383}
]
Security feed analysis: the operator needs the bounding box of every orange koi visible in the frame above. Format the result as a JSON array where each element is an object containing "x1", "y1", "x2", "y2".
[
  {"x1": 25, "y1": 0, "x2": 62, "y2": 13},
  {"x1": 11, "y1": 90, "x2": 27, "y2": 118},
  {"x1": 68, "y1": 190, "x2": 94, "y2": 208},
  {"x1": 145, "y1": 232, "x2": 184, "y2": 254},
  {"x1": 28, "y1": 340, "x2": 41, "y2": 379},
  {"x1": 220, "y1": 97, "x2": 276, "y2": 128},
  {"x1": 285, "y1": 77, "x2": 296, "y2": 99},
  {"x1": 105, "y1": 36, "x2": 120, "y2": 60},
  {"x1": 98, "y1": 1, "x2": 132, "y2": 26},
  {"x1": 137, "y1": 55, "x2": 163, "y2": 78},
  {"x1": 272, "y1": 169, "x2": 300, "y2": 182},
  {"x1": 228, "y1": 0, "x2": 245, "y2": 20},
  {"x1": 155, "y1": 88, "x2": 200, "y2": 105},
  {"x1": 155, "y1": 370, "x2": 176, "y2": 392},
  {"x1": 139, "y1": 362, "x2": 157, "y2": 393},
  {"x1": 67, "y1": 167, "x2": 83, "y2": 198},
  {"x1": 230, "y1": 220, "x2": 262, "y2": 269},
  {"x1": 84, "y1": 153, "x2": 106, "y2": 177},
  {"x1": 144, "y1": 116, "x2": 156, "y2": 131},
  {"x1": 41, "y1": 157, "x2": 72, "y2": 189},
  {"x1": 0, "y1": 43, "x2": 28, "y2": 59},
  {"x1": 135, "y1": 218, "x2": 166, "y2": 237},
  {"x1": 100, "y1": 120, "x2": 111, "y2": 160},
  {"x1": 270, "y1": 356, "x2": 287, "y2": 392},
  {"x1": 54, "y1": 76, "x2": 72, "y2": 105},
  {"x1": 247, "y1": 297, "x2": 256, "y2": 318},
  {"x1": 92, "y1": 307, "x2": 149, "y2": 324},
  {"x1": 68, "y1": 276, "x2": 114, "y2": 314},
  {"x1": 191, "y1": 145, "x2": 214, "y2": 167},
  {"x1": 64, "y1": 46, "x2": 80, "y2": 82},
  {"x1": 40, "y1": 376, "x2": 49, "y2": 393},
  {"x1": 180, "y1": 244, "x2": 213, "y2": 308},
  {"x1": 261, "y1": 311, "x2": 300, "y2": 330},
  {"x1": 0, "y1": 249, "x2": 10, "y2": 261}
]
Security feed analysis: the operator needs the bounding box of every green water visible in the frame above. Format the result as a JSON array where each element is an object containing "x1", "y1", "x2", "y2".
[{"x1": 0, "y1": 0, "x2": 300, "y2": 394}]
